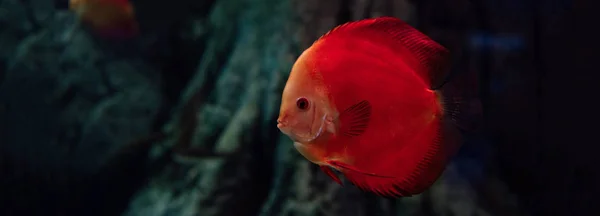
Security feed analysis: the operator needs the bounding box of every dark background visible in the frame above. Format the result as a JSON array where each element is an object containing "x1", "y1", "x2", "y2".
[{"x1": 0, "y1": 0, "x2": 597, "y2": 215}]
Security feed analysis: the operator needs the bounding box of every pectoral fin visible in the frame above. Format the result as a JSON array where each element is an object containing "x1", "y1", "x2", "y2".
[{"x1": 338, "y1": 100, "x2": 372, "y2": 137}]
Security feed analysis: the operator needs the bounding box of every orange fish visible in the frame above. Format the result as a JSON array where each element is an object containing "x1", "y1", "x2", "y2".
[
  {"x1": 68, "y1": 0, "x2": 139, "y2": 38},
  {"x1": 277, "y1": 17, "x2": 475, "y2": 197}
]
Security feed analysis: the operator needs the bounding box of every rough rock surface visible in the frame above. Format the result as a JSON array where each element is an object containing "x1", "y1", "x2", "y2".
[
  {"x1": 1, "y1": 0, "x2": 163, "y2": 215},
  {"x1": 0, "y1": 0, "x2": 532, "y2": 215}
]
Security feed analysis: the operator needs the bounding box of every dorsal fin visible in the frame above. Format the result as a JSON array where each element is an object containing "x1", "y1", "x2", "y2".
[{"x1": 316, "y1": 16, "x2": 451, "y2": 88}]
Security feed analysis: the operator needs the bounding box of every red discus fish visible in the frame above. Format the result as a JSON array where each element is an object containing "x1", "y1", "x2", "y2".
[
  {"x1": 277, "y1": 17, "x2": 475, "y2": 197},
  {"x1": 68, "y1": 0, "x2": 139, "y2": 38}
]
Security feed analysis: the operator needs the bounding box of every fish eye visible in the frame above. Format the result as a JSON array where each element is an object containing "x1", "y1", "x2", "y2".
[{"x1": 296, "y1": 97, "x2": 310, "y2": 111}]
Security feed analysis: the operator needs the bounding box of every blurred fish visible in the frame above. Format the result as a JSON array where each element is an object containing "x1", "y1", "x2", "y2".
[
  {"x1": 66, "y1": 0, "x2": 139, "y2": 39},
  {"x1": 276, "y1": 17, "x2": 479, "y2": 197}
]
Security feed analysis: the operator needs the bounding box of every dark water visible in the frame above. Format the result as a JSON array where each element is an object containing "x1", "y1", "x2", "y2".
[{"x1": 0, "y1": 0, "x2": 597, "y2": 216}]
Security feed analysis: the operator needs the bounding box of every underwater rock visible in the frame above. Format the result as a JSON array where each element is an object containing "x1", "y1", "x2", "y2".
[{"x1": 0, "y1": 3, "x2": 163, "y2": 215}]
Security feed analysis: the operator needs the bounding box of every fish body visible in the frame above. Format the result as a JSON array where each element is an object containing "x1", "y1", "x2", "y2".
[
  {"x1": 69, "y1": 0, "x2": 138, "y2": 38},
  {"x1": 277, "y1": 17, "x2": 476, "y2": 197}
]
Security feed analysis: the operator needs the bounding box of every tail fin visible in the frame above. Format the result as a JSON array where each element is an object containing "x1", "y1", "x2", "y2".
[{"x1": 438, "y1": 68, "x2": 483, "y2": 133}]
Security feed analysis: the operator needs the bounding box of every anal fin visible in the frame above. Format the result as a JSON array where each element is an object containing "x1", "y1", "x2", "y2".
[
  {"x1": 320, "y1": 165, "x2": 343, "y2": 185},
  {"x1": 326, "y1": 160, "x2": 395, "y2": 179}
]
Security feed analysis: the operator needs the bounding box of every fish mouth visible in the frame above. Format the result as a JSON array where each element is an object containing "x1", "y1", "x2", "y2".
[{"x1": 277, "y1": 123, "x2": 299, "y2": 142}]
